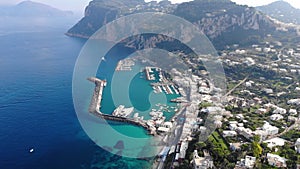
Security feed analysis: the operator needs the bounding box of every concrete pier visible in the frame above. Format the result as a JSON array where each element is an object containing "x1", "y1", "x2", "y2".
[
  {"x1": 88, "y1": 77, "x2": 157, "y2": 135},
  {"x1": 88, "y1": 77, "x2": 107, "y2": 114},
  {"x1": 90, "y1": 111, "x2": 156, "y2": 135}
]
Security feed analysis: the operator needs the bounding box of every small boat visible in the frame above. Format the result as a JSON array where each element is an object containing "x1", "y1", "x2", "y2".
[{"x1": 29, "y1": 148, "x2": 34, "y2": 153}]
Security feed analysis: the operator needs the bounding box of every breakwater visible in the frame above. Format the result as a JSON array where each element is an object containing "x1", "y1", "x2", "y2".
[{"x1": 88, "y1": 77, "x2": 157, "y2": 135}]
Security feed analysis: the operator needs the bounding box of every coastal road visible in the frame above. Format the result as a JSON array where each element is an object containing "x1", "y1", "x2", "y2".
[
  {"x1": 156, "y1": 80, "x2": 192, "y2": 169},
  {"x1": 268, "y1": 118, "x2": 300, "y2": 140},
  {"x1": 155, "y1": 105, "x2": 188, "y2": 169},
  {"x1": 225, "y1": 76, "x2": 249, "y2": 96}
]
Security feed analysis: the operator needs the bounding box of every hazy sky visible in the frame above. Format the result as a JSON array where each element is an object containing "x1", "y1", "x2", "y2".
[{"x1": 0, "y1": 0, "x2": 299, "y2": 11}]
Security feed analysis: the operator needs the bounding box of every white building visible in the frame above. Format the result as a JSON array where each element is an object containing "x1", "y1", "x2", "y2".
[
  {"x1": 245, "y1": 81, "x2": 252, "y2": 87},
  {"x1": 178, "y1": 141, "x2": 189, "y2": 160},
  {"x1": 273, "y1": 107, "x2": 287, "y2": 115},
  {"x1": 254, "y1": 130, "x2": 268, "y2": 141},
  {"x1": 267, "y1": 153, "x2": 287, "y2": 168},
  {"x1": 295, "y1": 138, "x2": 300, "y2": 154},
  {"x1": 270, "y1": 114, "x2": 284, "y2": 121},
  {"x1": 157, "y1": 127, "x2": 170, "y2": 133},
  {"x1": 255, "y1": 108, "x2": 268, "y2": 114},
  {"x1": 263, "y1": 137, "x2": 286, "y2": 149},
  {"x1": 161, "y1": 121, "x2": 173, "y2": 128},
  {"x1": 262, "y1": 122, "x2": 279, "y2": 136},
  {"x1": 237, "y1": 127, "x2": 253, "y2": 139},
  {"x1": 263, "y1": 103, "x2": 277, "y2": 109},
  {"x1": 192, "y1": 150, "x2": 214, "y2": 169},
  {"x1": 223, "y1": 131, "x2": 237, "y2": 137},
  {"x1": 289, "y1": 109, "x2": 298, "y2": 116},
  {"x1": 229, "y1": 123, "x2": 238, "y2": 131},
  {"x1": 235, "y1": 156, "x2": 256, "y2": 169},
  {"x1": 288, "y1": 99, "x2": 300, "y2": 106},
  {"x1": 244, "y1": 57, "x2": 255, "y2": 66},
  {"x1": 263, "y1": 88, "x2": 274, "y2": 94}
]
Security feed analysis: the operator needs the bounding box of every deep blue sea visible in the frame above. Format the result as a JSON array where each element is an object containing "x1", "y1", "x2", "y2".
[{"x1": 0, "y1": 17, "x2": 153, "y2": 169}]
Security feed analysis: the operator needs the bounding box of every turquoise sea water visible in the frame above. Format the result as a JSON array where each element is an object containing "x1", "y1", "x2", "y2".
[{"x1": 100, "y1": 63, "x2": 179, "y2": 118}]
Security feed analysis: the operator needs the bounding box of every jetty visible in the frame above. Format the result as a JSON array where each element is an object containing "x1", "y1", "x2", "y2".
[
  {"x1": 88, "y1": 77, "x2": 157, "y2": 135},
  {"x1": 88, "y1": 77, "x2": 107, "y2": 114}
]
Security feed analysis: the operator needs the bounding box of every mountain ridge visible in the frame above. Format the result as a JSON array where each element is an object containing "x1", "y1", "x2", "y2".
[
  {"x1": 66, "y1": 0, "x2": 298, "y2": 49},
  {"x1": 256, "y1": 1, "x2": 300, "y2": 25},
  {"x1": 0, "y1": 1, "x2": 73, "y2": 17}
]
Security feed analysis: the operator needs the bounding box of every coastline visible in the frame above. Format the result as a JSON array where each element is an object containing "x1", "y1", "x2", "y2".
[{"x1": 64, "y1": 32, "x2": 90, "y2": 39}]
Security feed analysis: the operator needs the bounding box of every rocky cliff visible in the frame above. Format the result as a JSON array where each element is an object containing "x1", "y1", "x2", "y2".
[
  {"x1": 173, "y1": 0, "x2": 276, "y2": 47},
  {"x1": 66, "y1": 0, "x2": 292, "y2": 49}
]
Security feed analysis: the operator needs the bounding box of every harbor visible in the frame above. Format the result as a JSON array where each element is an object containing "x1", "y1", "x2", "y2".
[
  {"x1": 87, "y1": 63, "x2": 186, "y2": 138},
  {"x1": 87, "y1": 73, "x2": 183, "y2": 136},
  {"x1": 88, "y1": 77, "x2": 157, "y2": 135}
]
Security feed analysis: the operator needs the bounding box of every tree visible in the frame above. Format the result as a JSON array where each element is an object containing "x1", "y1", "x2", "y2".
[
  {"x1": 195, "y1": 142, "x2": 206, "y2": 150},
  {"x1": 241, "y1": 144, "x2": 250, "y2": 151},
  {"x1": 287, "y1": 160, "x2": 297, "y2": 169},
  {"x1": 213, "y1": 147, "x2": 225, "y2": 159},
  {"x1": 251, "y1": 142, "x2": 262, "y2": 158},
  {"x1": 261, "y1": 142, "x2": 271, "y2": 153},
  {"x1": 199, "y1": 101, "x2": 213, "y2": 109},
  {"x1": 253, "y1": 135, "x2": 261, "y2": 142}
]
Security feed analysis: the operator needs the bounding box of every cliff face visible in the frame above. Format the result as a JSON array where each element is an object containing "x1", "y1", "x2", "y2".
[
  {"x1": 190, "y1": 8, "x2": 274, "y2": 38},
  {"x1": 66, "y1": 1, "x2": 120, "y2": 38},
  {"x1": 173, "y1": 0, "x2": 276, "y2": 47},
  {"x1": 66, "y1": 0, "x2": 283, "y2": 48}
]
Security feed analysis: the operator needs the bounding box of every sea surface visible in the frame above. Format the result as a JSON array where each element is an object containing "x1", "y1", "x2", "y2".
[
  {"x1": 0, "y1": 16, "x2": 152, "y2": 169},
  {"x1": 0, "y1": 16, "x2": 179, "y2": 169}
]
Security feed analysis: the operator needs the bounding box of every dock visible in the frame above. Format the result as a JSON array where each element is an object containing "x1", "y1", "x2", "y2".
[
  {"x1": 151, "y1": 83, "x2": 176, "y2": 95},
  {"x1": 88, "y1": 77, "x2": 157, "y2": 135},
  {"x1": 165, "y1": 85, "x2": 173, "y2": 94},
  {"x1": 145, "y1": 67, "x2": 155, "y2": 81}
]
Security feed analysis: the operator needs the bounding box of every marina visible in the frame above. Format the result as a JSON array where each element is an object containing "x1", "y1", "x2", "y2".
[
  {"x1": 88, "y1": 77, "x2": 157, "y2": 135},
  {"x1": 87, "y1": 71, "x2": 182, "y2": 136},
  {"x1": 151, "y1": 83, "x2": 179, "y2": 95},
  {"x1": 87, "y1": 63, "x2": 184, "y2": 138},
  {"x1": 144, "y1": 66, "x2": 180, "y2": 95}
]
